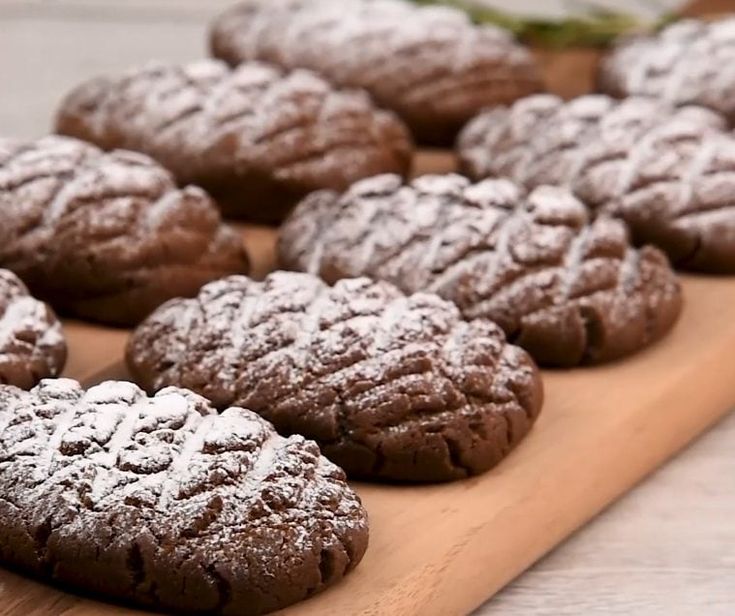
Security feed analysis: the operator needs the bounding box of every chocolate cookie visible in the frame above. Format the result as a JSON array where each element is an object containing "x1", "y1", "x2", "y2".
[
  {"x1": 0, "y1": 378, "x2": 368, "y2": 615},
  {"x1": 209, "y1": 0, "x2": 542, "y2": 145},
  {"x1": 127, "y1": 272, "x2": 543, "y2": 482},
  {"x1": 0, "y1": 136, "x2": 248, "y2": 325},
  {"x1": 56, "y1": 60, "x2": 412, "y2": 223},
  {"x1": 599, "y1": 17, "x2": 735, "y2": 124},
  {"x1": 0, "y1": 269, "x2": 66, "y2": 389},
  {"x1": 458, "y1": 94, "x2": 735, "y2": 272},
  {"x1": 278, "y1": 174, "x2": 683, "y2": 366}
]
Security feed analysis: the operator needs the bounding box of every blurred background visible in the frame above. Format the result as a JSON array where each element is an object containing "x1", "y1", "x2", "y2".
[
  {"x1": 0, "y1": 0, "x2": 692, "y2": 137},
  {"x1": 477, "y1": 0, "x2": 684, "y2": 18}
]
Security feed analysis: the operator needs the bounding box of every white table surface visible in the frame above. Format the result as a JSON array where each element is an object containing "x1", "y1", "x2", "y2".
[{"x1": 1, "y1": 2, "x2": 733, "y2": 614}]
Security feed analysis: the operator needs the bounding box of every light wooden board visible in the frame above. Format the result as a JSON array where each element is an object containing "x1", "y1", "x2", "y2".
[
  {"x1": 483, "y1": 406, "x2": 735, "y2": 616},
  {"x1": 2, "y1": 1, "x2": 735, "y2": 613},
  {"x1": 61, "y1": 321, "x2": 129, "y2": 384}
]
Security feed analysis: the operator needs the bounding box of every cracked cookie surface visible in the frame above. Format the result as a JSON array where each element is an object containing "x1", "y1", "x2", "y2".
[
  {"x1": 598, "y1": 17, "x2": 735, "y2": 124},
  {"x1": 0, "y1": 378, "x2": 367, "y2": 615},
  {"x1": 127, "y1": 272, "x2": 543, "y2": 482},
  {"x1": 0, "y1": 135, "x2": 248, "y2": 325},
  {"x1": 0, "y1": 269, "x2": 66, "y2": 389},
  {"x1": 458, "y1": 94, "x2": 735, "y2": 272},
  {"x1": 56, "y1": 59, "x2": 412, "y2": 222},
  {"x1": 209, "y1": 0, "x2": 542, "y2": 145},
  {"x1": 278, "y1": 174, "x2": 682, "y2": 366}
]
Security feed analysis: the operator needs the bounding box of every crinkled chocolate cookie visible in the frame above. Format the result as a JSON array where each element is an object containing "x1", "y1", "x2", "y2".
[
  {"x1": 0, "y1": 136, "x2": 248, "y2": 325},
  {"x1": 0, "y1": 379, "x2": 367, "y2": 615},
  {"x1": 0, "y1": 269, "x2": 66, "y2": 388},
  {"x1": 279, "y1": 174, "x2": 683, "y2": 366},
  {"x1": 57, "y1": 60, "x2": 412, "y2": 222},
  {"x1": 127, "y1": 272, "x2": 543, "y2": 482},
  {"x1": 458, "y1": 94, "x2": 735, "y2": 272},
  {"x1": 599, "y1": 17, "x2": 735, "y2": 124},
  {"x1": 209, "y1": 0, "x2": 542, "y2": 144}
]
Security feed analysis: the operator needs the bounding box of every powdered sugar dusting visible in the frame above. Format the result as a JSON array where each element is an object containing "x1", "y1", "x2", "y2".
[
  {"x1": 210, "y1": 0, "x2": 541, "y2": 140},
  {"x1": 56, "y1": 59, "x2": 412, "y2": 206},
  {"x1": 0, "y1": 135, "x2": 247, "y2": 325},
  {"x1": 0, "y1": 378, "x2": 368, "y2": 612},
  {"x1": 278, "y1": 174, "x2": 682, "y2": 365},
  {"x1": 127, "y1": 270, "x2": 542, "y2": 480},
  {"x1": 0, "y1": 269, "x2": 66, "y2": 388},
  {"x1": 458, "y1": 93, "x2": 735, "y2": 271},
  {"x1": 600, "y1": 17, "x2": 735, "y2": 122}
]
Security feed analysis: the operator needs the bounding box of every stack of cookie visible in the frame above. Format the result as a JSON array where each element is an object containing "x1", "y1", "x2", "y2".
[{"x1": 0, "y1": 1, "x2": 733, "y2": 614}]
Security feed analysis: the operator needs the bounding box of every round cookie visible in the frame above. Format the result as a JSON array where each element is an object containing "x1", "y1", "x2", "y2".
[
  {"x1": 0, "y1": 269, "x2": 66, "y2": 388},
  {"x1": 209, "y1": 0, "x2": 542, "y2": 145},
  {"x1": 0, "y1": 379, "x2": 368, "y2": 615},
  {"x1": 0, "y1": 135, "x2": 249, "y2": 325},
  {"x1": 458, "y1": 95, "x2": 735, "y2": 272},
  {"x1": 127, "y1": 272, "x2": 543, "y2": 482},
  {"x1": 278, "y1": 174, "x2": 683, "y2": 366},
  {"x1": 56, "y1": 59, "x2": 413, "y2": 222},
  {"x1": 598, "y1": 17, "x2": 735, "y2": 124}
]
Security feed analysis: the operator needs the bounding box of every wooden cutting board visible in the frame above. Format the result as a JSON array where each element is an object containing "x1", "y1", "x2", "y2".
[
  {"x1": 5, "y1": 0, "x2": 735, "y2": 611},
  {"x1": 17, "y1": 159, "x2": 734, "y2": 615},
  {"x1": 12, "y1": 226, "x2": 735, "y2": 616}
]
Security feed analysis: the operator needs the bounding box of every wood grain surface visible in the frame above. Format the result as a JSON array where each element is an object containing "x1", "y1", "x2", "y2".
[
  {"x1": 1, "y1": 0, "x2": 735, "y2": 614},
  {"x1": 61, "y1": 322, "x2": 129, "y2": 384},
  {"x1": 483, "y1": 407, "x2": 735, "y2": 616}
]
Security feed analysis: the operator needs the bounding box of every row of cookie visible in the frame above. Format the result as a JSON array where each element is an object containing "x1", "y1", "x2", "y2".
[
  {"x1": 0, "y1": 224, "x2": 679, "y2": 613},
  {"x1": 0, "y1": 135, "x2": 684, "y2": 364},
  {"x1": 0, "y1": 269, "x2": 544, "y2": 613},
  {"x1": 49, "y1": 48, "x2": 735, "y2": 273},
  {"x1": 0, "y1": 256, "x2": 543, "y2": 482},
  {"x1": 45, "y1": 3, "x2": 734, "y2": 230},
  {"x1": 208, "y1": 3, "x2": 735, "y2": 144}
]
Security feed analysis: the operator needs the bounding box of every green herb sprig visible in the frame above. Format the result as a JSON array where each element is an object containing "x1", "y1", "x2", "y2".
[{"x1": 410, "y1": 0, "x2": 675, "y2": 47}]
